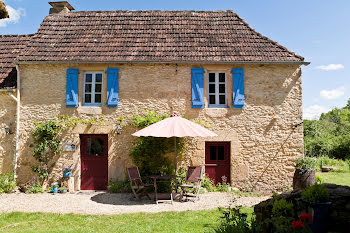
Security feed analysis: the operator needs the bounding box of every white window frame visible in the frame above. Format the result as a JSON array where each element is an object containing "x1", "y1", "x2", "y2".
[
  {"x1": 207, "y1": 72, "x2": 227, "y2": 108},
  {"x1": 83, "y1": 72, "x2": 103, "y2": 106}
]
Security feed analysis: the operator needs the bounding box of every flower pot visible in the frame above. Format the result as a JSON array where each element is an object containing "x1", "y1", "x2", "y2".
[
  {"x1": 52, "y1": 187, "x2": 58, "y2": 193},
  {"x1": 63, "y1": 171, "x2": 72, "y2": 178},
  {"x1": 293, "y1": 169, "x2": 315, "y2": 190},
  {"x1": 309, "y1": 202, "x2": 332, "y2": 233}
]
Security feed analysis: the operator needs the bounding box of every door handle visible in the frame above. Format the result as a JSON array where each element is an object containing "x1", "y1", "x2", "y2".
[{"x1": 205, "y1": 164, "x2": 218, "y2": 167}]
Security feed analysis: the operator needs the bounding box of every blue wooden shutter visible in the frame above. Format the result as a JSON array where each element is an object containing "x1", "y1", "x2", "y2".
[
  {"x1": 231, "y1": 68, "x2": 245, "y2": 109},
  {"x1": 106, "y1": 68, "x2": 119, "y2": 107},
  {"x1": 191, "y1": 68, "x2": 205, "y2": 109},
  {"x1": 66, "y1": 68, "x2": 79, "y2": 107}
]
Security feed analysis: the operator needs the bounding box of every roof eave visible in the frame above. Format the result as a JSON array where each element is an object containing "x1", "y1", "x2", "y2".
[{"x1": 15, "y1": 60, "x2": 310, "y2": 65}]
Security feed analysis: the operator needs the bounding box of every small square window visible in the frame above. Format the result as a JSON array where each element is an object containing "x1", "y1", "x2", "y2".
[
  {"x1": 95, "y1": 84, "x2": 102, "y2": 93},
  {"x1": 219, "y1": 73, "x2": 225, "y2": 82},
  {"x1": 85, "y1": 94, "x2": 91, "y2": 103},
  {"x1": 83, "y1": 72, "x2": 103, "y2": 106},
  {"x1": 85, "y1": 74, "x2": 92, "y2": 82},
  {"x1": 95, "y1": 94, "x2": 102, "y2": 103},
  {"x1": 96, "y1": 74, "x2": 102, "y2": 83},
  {"x1": 209, "y1": 84, "x2": 215, "y2": 93},
  {"x1": 209, "y1": 73, "x2": 215, "y2": 82}
]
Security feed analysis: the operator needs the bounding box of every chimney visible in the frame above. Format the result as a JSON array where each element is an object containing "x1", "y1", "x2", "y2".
[{"x1": 49, "y1": 1, "x2": 74, "y2": 15}]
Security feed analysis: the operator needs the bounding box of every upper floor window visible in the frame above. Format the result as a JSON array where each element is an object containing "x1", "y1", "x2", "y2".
[
  {"x1": 208, "y1": 72, "x2": 227, "y2": 108},
  {"x1": 83, "y1": 72, "x2": 103, "y2": 106}
]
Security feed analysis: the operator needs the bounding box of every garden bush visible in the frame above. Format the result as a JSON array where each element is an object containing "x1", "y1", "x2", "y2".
[
  {"x1": 108, "y1": 180, "x2": 131, "y2": 193},
  {"x1": 0, "y1": 173, "x2": 16, "y2": 193},
  {"x1": 213, "y1": 206, "x2": 261, "y2": 233},
  {"x1": 301, "y1": 184, "x2": 329, "y2": 204},
  {"x1": 201, "y1": 174, "x2": 217, "y2": 192},
  {"x1": 295, "y1": 157, "x2": 317, "y2": 171},
  {"x1": 129, "y1": 111, "x2": 183, "y2": 177},
  {"x1": 25, "y1": 181, "x2": 44, "y2": 194}
]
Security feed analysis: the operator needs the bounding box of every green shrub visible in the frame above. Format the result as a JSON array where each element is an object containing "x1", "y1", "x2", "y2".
[
  {"x1": 272, "y1": 199, "x2": 294, "y2": 217},
  {"x1": 201, "y1": 175, "x2": 216, "y2": 192},
  {"x1": 108, "y1": 180, "x2": 131, "y2": 193},
  {"x1": 25, "y1": 181, "x2": 44, "y2": 194},
  {"x1": 295, "y1": 157, "x2": 317, "y2": 170},
  {"x1": 213, "y1": 206, "x2": 261, "y2": 233},
  {"x1": 129, "y1": 112, "x2": 184, "y2": 178},
  {"x1": 0, "y1": 173, "x2": 16, "y2": 193},
  {"x1": 315, "y1": 174, "x2": 324, "y2": 184},
  {"x1": 270, "y1": 199, "x2": 295, "y2": 233},
  {"x1": 216, "y1": 182, "x2": 229, "y2": 192},
  {"x1": 301, "y1": 184, "x2": 330, "y2": 204}
]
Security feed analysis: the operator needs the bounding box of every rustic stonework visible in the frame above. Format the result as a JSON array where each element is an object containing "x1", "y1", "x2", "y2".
[
  {"x1": 0, "y1": 93, "x2": 17, "y2": 174},
  {"x1": 14, "y1": 63, "x2": 303, "y2": 192}
]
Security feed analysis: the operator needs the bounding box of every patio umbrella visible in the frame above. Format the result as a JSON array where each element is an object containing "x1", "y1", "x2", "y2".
[{"x1": 132, "y1": 113, "x2": 217, "y2": 175}]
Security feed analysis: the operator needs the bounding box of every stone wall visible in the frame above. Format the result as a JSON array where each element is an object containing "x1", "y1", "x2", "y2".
[
  {"x1": 0, "y1": 92, "x2": 16, "y2": 174},
  {"x1": 16, "y1": 63, "x2": 304, "y2": 192}
]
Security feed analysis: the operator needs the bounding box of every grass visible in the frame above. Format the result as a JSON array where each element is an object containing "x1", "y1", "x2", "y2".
[
  {"x1": 0, "y1": 209, "x2": 222, "y2": 233},
  {"x1": 317, "y1": 171, "x2": 350, "y2": 187},
  {"x1": 316, "y1": 157, "x2": 350, "y2": 172}
]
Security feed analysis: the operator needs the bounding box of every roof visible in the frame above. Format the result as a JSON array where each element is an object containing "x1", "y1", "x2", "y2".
[
  {"x1": 0, "y1": 34, "x2": 32, "y2": 89},
  {"x1": 17, "y1": 10, "x2": 304, "y2": 64}
]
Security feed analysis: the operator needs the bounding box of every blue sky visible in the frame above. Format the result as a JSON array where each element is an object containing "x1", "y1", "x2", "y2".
[{"x1": 1, "y1": 0, "x2": 349, "y2": 119}]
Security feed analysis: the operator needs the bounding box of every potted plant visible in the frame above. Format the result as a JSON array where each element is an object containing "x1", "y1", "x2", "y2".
[
  {"x1": 58, "y1": 187, "x2": 68, "y2": 193},
  {"x1": 62, "y1": 166, "x2": 72, "y2": 178},
  {"x1": 301, "y1": 184, "x2": 331, "y2": 233},
  {"x1": 293, "y1": 157, "x2": 317, "y2": 190},
  {"x1": 51, "y1": 182, "x2": 59, "y2": 193}
]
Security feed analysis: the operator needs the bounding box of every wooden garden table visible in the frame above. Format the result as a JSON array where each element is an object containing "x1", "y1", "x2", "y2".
[{"x1": 149, "y1": 175, "x2": 176, "y2": 204}]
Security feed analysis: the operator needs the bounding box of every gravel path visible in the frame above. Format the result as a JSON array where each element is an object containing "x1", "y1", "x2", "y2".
[{"x1": 0, "y1": 192, "x2": 269, "y2": 215}]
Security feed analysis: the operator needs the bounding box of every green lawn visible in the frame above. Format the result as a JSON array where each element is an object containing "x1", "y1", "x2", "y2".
[
  {"x1": 317, "y1": 172, "x2": 350, "y2": 186},
  {"x1": 0, "y1": 210, "x2": 222, "y2": 233}
]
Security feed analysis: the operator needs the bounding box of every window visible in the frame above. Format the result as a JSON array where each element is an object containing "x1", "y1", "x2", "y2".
[
  {"x1": 208, "y1": 72, "x2": 227, "y2": 108},
  {"x1": 83, "y1": 72, "x2": 103, "y2": 106}
]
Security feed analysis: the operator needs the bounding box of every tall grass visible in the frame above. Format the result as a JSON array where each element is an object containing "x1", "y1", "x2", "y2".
[{"x1": 316, "y1": 157, "x2": 350, "y2": 172}]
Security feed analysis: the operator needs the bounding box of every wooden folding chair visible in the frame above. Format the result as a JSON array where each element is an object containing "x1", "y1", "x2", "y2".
[
  {"x1": 179, "y1": 166, "x2": 203, "y2": 202},
  {"x1": 127, "y1": 167, "x2": 153, "y2": 200}
]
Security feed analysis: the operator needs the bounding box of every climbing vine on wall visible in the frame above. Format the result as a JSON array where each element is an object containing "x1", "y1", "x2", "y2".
[
  {"x1": 30, "y1": 115, "x2": 106, "y2": 183},
  {"x1": 129, "y1": 111, "x2": 185, "y2": 176},
  {"x1": 30, "y1": 120, "x2": 63, "y2": 182}
]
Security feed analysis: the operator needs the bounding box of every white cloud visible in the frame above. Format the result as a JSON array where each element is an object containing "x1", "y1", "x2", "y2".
[
  {"x1": 316, "y1": 64, "x2": 344, "y2": 71},
  {"x1": 320, "y1": 86, "x2": 346, "y2": 100},
  {"x1": 303, "y1": 105, "x2": 330, "y2": 120},
  {"x1": 0, "y1": 5, "x2": 25, "y2": 27}
]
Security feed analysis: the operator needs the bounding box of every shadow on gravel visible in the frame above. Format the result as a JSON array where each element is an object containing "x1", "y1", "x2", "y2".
[{"x1": 90, "y1": 193, "x2": 154, "y2": 205}]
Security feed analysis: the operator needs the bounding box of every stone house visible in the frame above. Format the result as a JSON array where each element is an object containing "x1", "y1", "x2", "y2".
[
  {"x1": 0, "y1": 34, "x2": 31, "y2": 175},
  {"x1": 1, "y1": 1, "x2": 309, "y2": 192}
]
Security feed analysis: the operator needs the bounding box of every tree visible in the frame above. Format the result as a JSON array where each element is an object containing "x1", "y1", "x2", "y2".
[
  {"x1": 0, "y1": 1, "x2": 9, "y2": 19},
  {"x1": 304, "y1": 98, "x2": 350, "y2": 160}
]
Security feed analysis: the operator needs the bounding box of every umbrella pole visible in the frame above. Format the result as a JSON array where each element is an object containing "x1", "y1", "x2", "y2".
[{"x1": 174, "y1": 137, "x2": 177, "y2": 192}]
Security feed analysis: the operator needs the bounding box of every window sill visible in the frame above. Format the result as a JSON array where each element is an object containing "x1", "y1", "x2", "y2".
[
  {"x1": 77, "y1": 106, "x2": 102, "y2": 115},
  {"x1": 204, "y1": 108, "x2": 229, "y2": 117}
]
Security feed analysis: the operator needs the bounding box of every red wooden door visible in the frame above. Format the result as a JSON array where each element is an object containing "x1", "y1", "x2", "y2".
[
  {"x1": 205, "y1": 142, "x2": 230, "y2": 185},
  {"x1": 80, "y1": 134, "x2": 108, "y2": 190}
]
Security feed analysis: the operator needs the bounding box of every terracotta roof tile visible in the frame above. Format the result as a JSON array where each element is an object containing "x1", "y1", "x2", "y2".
[
  {"x1": 0, "y1": 34, "x2": 32, "y2": 88},
  {"x1": 17, "y1": 10, "x2": 304, "y2": 63}
]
